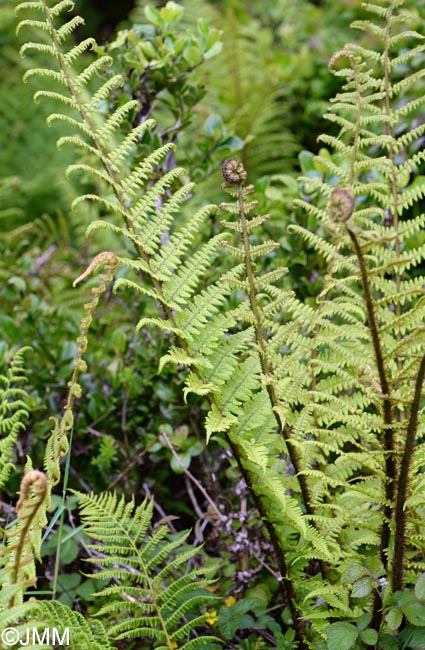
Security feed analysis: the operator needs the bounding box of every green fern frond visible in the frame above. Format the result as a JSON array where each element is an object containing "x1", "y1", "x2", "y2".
[
  {"x1": 292, "y1": 0, "x2": 425, "y2": 606},
  {"x1": 76, "y1": 492, "x2": 219, "y2": 648},
  {"x1": 0, "y1": 348, "x2": 30, "y2": 491},
  {"x1": 22, "y1": 600, "x2": 114, "y2": 650}
]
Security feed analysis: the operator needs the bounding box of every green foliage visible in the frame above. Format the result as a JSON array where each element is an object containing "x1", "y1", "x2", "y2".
[
  {"x1": 0, "y1": 348, "x2": 30, "y2": 491},
  {"x1": 0, "y1": 0, "x2": 78, "y2": 219},
  {"x1": 98, "y1": 0, "x2": 240, "y2": 193},
  {"x1": 4, "y1": 491, "x2": 222, "y2": 648},
  {"x1": 4, "y1": 0, "x2": 425, "y2": 649},
  {"x1": 77, "y1": 492, "x2": 219, "y2": 648},
  {"x1": 174, "y1": 0, "x2": 300, "y2": 181},
  {"x1": 26, "y1": 599, "x2": 113, "y2": 650}
]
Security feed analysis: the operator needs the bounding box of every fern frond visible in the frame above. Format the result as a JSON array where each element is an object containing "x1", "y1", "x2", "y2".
[
  {"x1": 0, "y1": 348, "x2": 31, "y2": 491},
  {"x1": 25, "y1": 600, "x2": 114, "y2": 650},
  {"x1": 76, "y1": 492, "x2": 219, "y2": 647},
  {"x1": 0, "y1": 470, "x2": 48, "y2": 610},
  {"x1": 294, "y1": 0, "x2": 425, "y2": 608}
]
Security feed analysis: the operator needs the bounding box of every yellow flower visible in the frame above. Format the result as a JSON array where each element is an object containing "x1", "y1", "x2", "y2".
[
  {"x1": 224, "y1": 596, "x2": 236, "y2": 607},
  {"x1": 205, "y1": 609, "x2": 219, "y2": 625},
  {"x1": 169, "y1": 643, "x2": 178, "y2": 649}
]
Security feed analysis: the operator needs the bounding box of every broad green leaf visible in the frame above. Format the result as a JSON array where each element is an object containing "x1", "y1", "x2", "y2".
[
  {"x1": 401, "y1": 601, "x2": 425, "y2": 626},
  {"x1": 144, "y1": 5, "x2": 163, "y2": 28},
  {"x1": 184, "y1": 46, "x2": 203, "y2": 66},
  {"x1": 326, "y1": 623, "x2": 358, "y2": 650},
  {"x1": 205, "y1": 42, "x2": 223, "y2": 59},
  {"x1": 160, "y1": 1, "x2": 184, "y2": 26},
  {"x1": 356, "y1": 613, "x2": 371, "y2": 631},
  {"x1": 359, "y1": 628, "x2": 378, "y2": 646},
  {"x1": 340, "y1": 565, "x2": 367, "y2": 584},
  {"x1": 385, "y1": 607, "x2": 403, "y2": 631},
  {"x1": 351, "y1": 576, "x2": 373, "y2": 598},
  {"x1": 415, "y1": 573, "x2": 425, "y2": 601}
]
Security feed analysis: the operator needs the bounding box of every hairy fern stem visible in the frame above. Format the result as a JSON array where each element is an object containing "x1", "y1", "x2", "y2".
[
  {"x1": 344, "y1": 43, "x2": 395, "y2": 573},
  {"x1": 347, "y1": 227, "x2": 395, "y2": 565},
  {"x1": 392, "y1": 353, "x2": 425, "y2": 592}
]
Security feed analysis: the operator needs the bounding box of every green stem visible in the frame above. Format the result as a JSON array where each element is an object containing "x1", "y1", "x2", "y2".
[{"x1": 52, "y1": 427, "x2": 73, "y2": 600}]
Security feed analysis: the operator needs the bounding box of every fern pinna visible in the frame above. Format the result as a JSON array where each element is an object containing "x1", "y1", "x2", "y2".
[{"x1": 13, "y1": 0, "x2": 425, "y2": 647}]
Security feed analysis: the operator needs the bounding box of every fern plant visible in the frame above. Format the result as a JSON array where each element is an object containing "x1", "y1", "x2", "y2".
[
  {"x1": 290, "y1": 0, "x2": 425, "y2": 641},
  {"x1": 1, "y1": 493, "x2": 217, "y2": 650},
  {"x1": 217, "y1": 0, "x2": 425, "y2": 642},
  {"x1": 11, "y1": 0, "x2": 425, "y2": 648},
  {"x1": 0, "y1": 348, "x2": 30, "y2": 492},
  {"x1": 76, "y1": 492, "x2": 218, "y2": 649}
]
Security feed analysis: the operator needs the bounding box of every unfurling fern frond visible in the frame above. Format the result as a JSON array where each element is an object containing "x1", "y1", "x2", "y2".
[
  {"x1": 44, "y1": 251, "x2": 118, "y2": 487},
  {"x1": 0, "y1": 469, "x2": 48, "y2": 610},
  {"x1": 77, "y1": 492, "x2": 219, "y2": 649},
  {"x1": 220, "y1": 165, "x2": 334, "y2": 553},
  {"x1": 218, "y1": 162, "x2": 375, "y2": 614}
]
